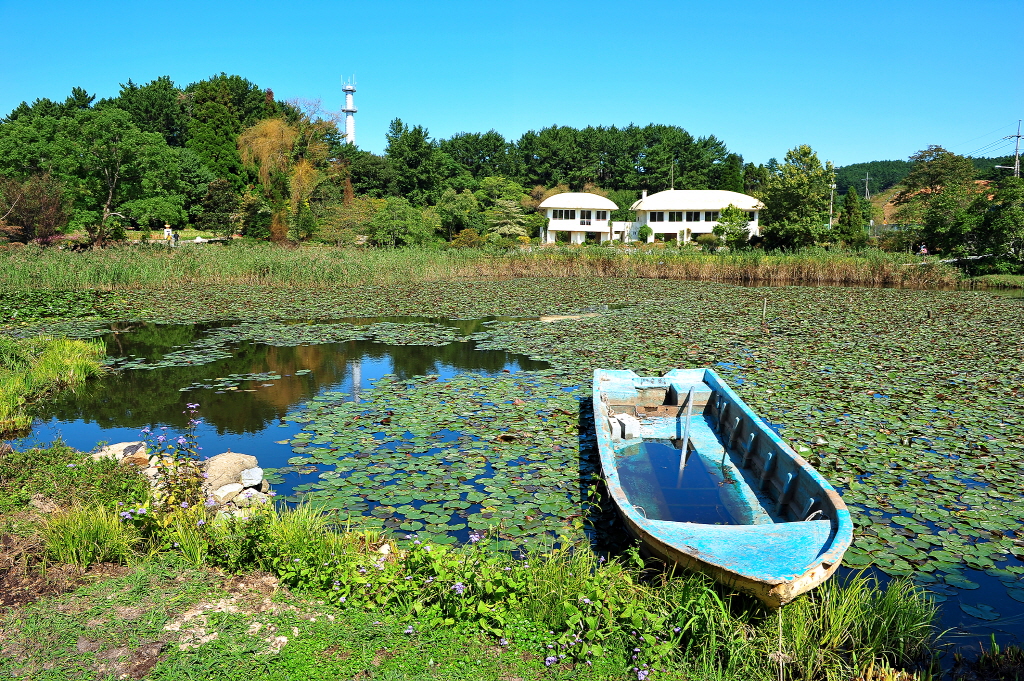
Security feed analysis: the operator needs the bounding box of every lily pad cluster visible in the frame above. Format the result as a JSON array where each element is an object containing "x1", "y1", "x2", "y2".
[
  {"x1": 273, "y1": 369, "x2": 597, "y2": 547},
  {"x1": 464, "y1": 286, "x2": 1024, "y2": 610}
]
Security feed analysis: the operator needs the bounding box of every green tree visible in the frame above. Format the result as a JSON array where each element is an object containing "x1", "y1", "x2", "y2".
[
  {"x1": 107, "y1": 76, "x2": 185, "y2": 146},
  {"x1": 712, "y1": 204, "x2": 752, "y2": 249},
  {"x1": 198, "y1": 178, "x2": 238, "y2": 235},
  {"x1": 0, "y1": 173, "x2": 70, "y2": 242},
  {"x1": 757, "y1": 144, "x2": 834, "y2": 250},
  {"x1": 892, "y1": 146, "x2": 975, "y2": 225},
  {"x1": 186, "y1": 99, "x2": 244, "y2": 187},
  {"x1": 714, "y1": 154, "x2": 744, "y2": 193},
  {"x1": 835, "y1": 187, "x2": 867, "y2": 246},
  {"x1": 437, "y1": 188, "x2": 480, "y2": 239},
  {"x1": 385, "y1": 119, "x2": 443, "y2": 205},
  {"x1": 370, "y1": 196, "x2": 439, "y2": 247},
  {"x1": 483, "y1": 199, "x2": 528, "y2": 239},
  {"x1": 975, "y1": 176, "x2": 1024, "y2": 270}
]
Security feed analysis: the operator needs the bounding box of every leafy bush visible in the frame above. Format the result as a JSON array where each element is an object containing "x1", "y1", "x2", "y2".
[
  {"x1": 42, "y1": 504, "x2": 139, "y2": 567},
  {"x1": 695, "y1": 233, "x2": 721, "y2": 250},
  {"x1": 637, "y1": 225, "x2": 653, "y2": 241}
]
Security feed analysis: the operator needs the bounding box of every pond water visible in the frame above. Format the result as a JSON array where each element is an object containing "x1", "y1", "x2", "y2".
[
  {"x1": 10, "y1": 312, "x2": 1024, "y2": 646},
  {"x1": 14, "y1": 317, "x2": 549, "y2": 514}
]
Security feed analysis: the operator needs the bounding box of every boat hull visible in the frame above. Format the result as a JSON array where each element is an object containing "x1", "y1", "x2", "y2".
[{"x1": 594, "y1": 368, "x2": 852, "y2": 607}]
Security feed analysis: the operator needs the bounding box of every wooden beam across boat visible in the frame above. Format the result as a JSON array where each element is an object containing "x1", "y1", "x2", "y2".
[{"x1": 593, "y1": 367, "x2": 853, "y2": 608}]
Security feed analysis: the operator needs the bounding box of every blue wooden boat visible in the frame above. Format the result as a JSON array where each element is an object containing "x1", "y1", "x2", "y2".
[{"x1": 593, "y1": 368, "x2": 852, "y2": 607}]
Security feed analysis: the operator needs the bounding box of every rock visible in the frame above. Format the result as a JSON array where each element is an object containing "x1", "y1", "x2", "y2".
[
  {"x1": 120, "y1": 451, "x2": 150, "y2": 467},
  {"x1": 212, "y1": 483, "x2": 244, "y2": 504},
  {"x1": 91, "y1": 441, "x2": 146, "y2": 462},
  {"x1": 29, "y1": 493, "x2": 58, "y2": 513},
  {"x1": 143, "y1": 466, "x2": 160, "y2": 478},
  {"x1": 259, "y1": 479, "x2": 270, "y2": 493},
  {"x1": 203, "y1": 452, "x2": 258, "y2": 490},
  {"x1": 234, "y1": 489, "x2": 269, "y2": 507},
  {"x1": 239, "y1": 467, "x2": 263, "y2": 488}
]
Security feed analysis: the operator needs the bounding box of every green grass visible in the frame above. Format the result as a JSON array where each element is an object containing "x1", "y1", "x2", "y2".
[
  {"x1": 0, "y1": 241, "x2": 962, "y2": 290},
  {"x1": 0, "y1": 442, "x2": 149, "y2": 530},
  {"x1": 971, "y1": 273, "x2": 1024, "y2": 288},
  {"x1": 0, "y1": 336, "x2": 105, "y2": 435},
  {"x1": 41, "y1": 504, "x2": 140, "y2": 568}
]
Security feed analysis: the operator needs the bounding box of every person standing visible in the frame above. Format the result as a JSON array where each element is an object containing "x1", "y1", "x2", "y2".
[{"x1": 163, "y1": 224, "x2": 173, "y2": 241}]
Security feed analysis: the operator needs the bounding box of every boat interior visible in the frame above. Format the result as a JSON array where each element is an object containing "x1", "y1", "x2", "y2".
[{"x1": 598, "y1": 368, "x2": 844, "y2": 529}]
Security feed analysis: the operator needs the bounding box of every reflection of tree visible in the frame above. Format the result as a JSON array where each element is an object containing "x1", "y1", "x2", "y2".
[{"x1": 39, "y1": 322, "x2": 547, "y2": 436}]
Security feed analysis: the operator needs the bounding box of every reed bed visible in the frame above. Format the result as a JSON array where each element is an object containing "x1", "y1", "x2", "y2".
[{"x1": 0, "y1": 243, "x2": 961, "y2": 291}]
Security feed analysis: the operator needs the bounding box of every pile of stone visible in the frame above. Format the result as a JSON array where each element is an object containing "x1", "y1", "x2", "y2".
[{"x1": 91, "y1": 443, "x2": 272, "y2": 515}]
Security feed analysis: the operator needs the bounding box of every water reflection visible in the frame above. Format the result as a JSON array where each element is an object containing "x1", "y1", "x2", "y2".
[{"x1": 19, "y1": 320, "x2": 548, "y2": 472}]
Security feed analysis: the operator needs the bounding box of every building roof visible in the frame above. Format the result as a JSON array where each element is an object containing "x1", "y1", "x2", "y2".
[
  {"x1": 538, "y1": 192, "x2": 619, "y2": 210},
  {"x1": 630, "y1": 190, "x2": 764, "y2": 212}
]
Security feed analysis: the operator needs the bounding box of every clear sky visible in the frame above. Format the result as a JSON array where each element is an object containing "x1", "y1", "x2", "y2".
[{"x1": 2, "y1": 0, "x2": 1021, "y2": 167}]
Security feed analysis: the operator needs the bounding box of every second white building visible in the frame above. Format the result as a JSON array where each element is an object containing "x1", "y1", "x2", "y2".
[{"x1": 630, "y1": 190, "x2": 763, "y2": 243}]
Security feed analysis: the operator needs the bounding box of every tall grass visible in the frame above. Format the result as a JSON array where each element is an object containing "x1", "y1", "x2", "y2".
[
  {"x1": 0, "y1": 336, "x2": 105, "y2": 435},
  {"x1": 0, "y1": 242, "x2": 961, "y2": 290},
  {"x1": 42, "y1": 504, "x2": 139, "y2": 567}
]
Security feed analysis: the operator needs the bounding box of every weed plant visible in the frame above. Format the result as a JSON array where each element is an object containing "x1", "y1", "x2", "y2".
[
  {"x1": 0, "y1": 242, "x2": 960, "y2": 291},
  {"x1": 41, "y1": 504, "x2": 139, "y2": 567},
  {"x1": 0, "y1": 442, "x2": 148, "y2": 518},
  {"x1": 0, "y1": 336, "x2": 105, "y2": 434}
]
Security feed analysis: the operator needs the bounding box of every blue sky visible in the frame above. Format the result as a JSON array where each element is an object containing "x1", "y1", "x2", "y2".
[{"x1": 2, "y1": 0, "x2": 1021, "y2": 167}]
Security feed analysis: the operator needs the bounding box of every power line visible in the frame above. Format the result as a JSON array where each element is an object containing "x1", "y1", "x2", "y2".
[
  {"x1": 949, "y1": 122, "x2": 1017, "y2": 151},
  {"x1": 994, "y1": 120, "x2": 1021, "y2": 178}
]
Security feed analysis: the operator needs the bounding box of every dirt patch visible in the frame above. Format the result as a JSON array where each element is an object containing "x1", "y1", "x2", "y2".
[
  {"x1": 125, "y1": 642, "x2": 167, "y2": 680},
  {"x1": 320, "y1": 644, "x2": 352, "y2": 661},
  {"x1": 372, "y1": 647, "x2": 397, "y2": 666},
  {"x1": 0, "y1": 533, "x2": 131, "y2": 611}
]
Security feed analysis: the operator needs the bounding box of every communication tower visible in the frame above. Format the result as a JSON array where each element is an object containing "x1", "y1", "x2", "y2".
[{"x1": 341, "y1": 77, "x2": 357, "y2": 146}]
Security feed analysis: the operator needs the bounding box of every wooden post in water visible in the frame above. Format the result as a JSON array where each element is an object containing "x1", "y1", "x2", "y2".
[{"x1": 676, "y1": 386, "x2": 695, "y2": 488}]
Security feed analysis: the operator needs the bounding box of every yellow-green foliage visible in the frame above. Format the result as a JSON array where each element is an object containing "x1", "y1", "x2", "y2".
[
  {"x1": 42, "y1": 504, "x2": 139, "y2": 567},
  {"x1": 0, "y1": 336, "x2": 104, "y2": 434}
]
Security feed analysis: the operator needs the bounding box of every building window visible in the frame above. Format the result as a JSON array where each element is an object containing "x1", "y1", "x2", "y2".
[
  {"x1": 649, "y1": 212, "x2": 665, "y2": 222},
  {"x1": 685, "y1": 211, "x2": 701, "y2": 221},
  {"x1": 595, "y1": 210, "x2": 608, "y2": 220},
  {"x1": 552, "y1": 209, "x2": 576, "y2": 220},
  {"x1": 668, "y1": 211, "x2": 683, "y2": 222},
  {"x1": 704, "y1": 211, "x2": 720, "y2": 222},
  {"x1": 748, "y1": 211, "x2": 757, "y2": 221},
  {"x1": 580, "y1": 210, "x2": 592, "y2": 226}
]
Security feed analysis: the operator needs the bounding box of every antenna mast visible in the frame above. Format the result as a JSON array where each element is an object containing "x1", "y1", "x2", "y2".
[{"x1": 863, "y1": 171, "x2": 871, "y2": 200}]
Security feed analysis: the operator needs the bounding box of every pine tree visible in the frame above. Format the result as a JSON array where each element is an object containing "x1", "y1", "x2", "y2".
[{"x1": 836, "y1": 187, "x2": 867, "y2": 246}]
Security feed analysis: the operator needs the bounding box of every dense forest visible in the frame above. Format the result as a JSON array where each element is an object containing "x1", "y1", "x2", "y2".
[
  {"x1": 0, "y1": 74, "x2": 749, "y2": 246},
  {"x1": 0, "y1": 73, "x2": 1020, "y2": 270}
]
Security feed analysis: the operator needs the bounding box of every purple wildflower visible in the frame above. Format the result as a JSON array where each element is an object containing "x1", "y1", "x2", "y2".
[
  {"x1": 545, "y1": 656, "x2": 557, "y2": 667},
  {"x1": 180, "y1": 502, "x2": 189, "y2": 508},
  {"x1": 404, "y1": 625, "x2": 414, "y2": 634},
  {"x1": 157, "y1": 435, "x2": 166, "y2": 443},
  {"x1": 637, "y1": 670, "x2": 649, "y2": 681},
  {"x1": 66, "y1": 464, "x2": 76, "y2": 468},
  {"x1": 196, "y1": 520, "x2": 205, "y2": 526},
  {"x1": 452, "y1": 582, "x2": 466, "y2": 595}
]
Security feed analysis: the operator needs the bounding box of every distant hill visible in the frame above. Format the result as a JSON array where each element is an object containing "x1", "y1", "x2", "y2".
[{"x1": 835, "y1": 156, "x2": 1016, "y2": 197}]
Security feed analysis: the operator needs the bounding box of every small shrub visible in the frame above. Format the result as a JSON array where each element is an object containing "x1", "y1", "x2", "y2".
[
  {"x1": 43, "y1": 504, "x2": 139, "y2": 567},
  {"x1": 637, "y1": 225, "x2": 653, "y2": 241},
  {"x1": 695, "y1": 233, "x2": 721, "y2": 250}
]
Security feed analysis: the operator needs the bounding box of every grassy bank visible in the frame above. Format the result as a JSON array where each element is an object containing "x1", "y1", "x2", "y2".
[
  {"x1": 1, "y1": 443, "x2": 939, "y2": 681},
  {"x1": 0, "y1": 337, "x2": 105, "y2": 435},
  {"x1": 971, "y1": 274, "x2": 1024, "y2": 288},
  {"x1": 0, "y1": 242, "x2": 961, "y2": 290}
]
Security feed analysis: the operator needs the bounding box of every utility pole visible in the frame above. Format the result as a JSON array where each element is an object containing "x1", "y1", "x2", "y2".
[
  {"x1": 863, "y1": 171, "x2": 871, "y2": 199},
  {"x1": 828, "y1": 182, "x2": 836, "y2": 228},
  {"x1": 994, "y1": 120, "x2": 1021, "y2": 177}
]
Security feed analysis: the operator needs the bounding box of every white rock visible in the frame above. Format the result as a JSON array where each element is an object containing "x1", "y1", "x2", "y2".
[
  {"x1": 213, "y1": 483, "x2": 244, "y2": 504},
  {"x1": 239, "y1": 467, "x2": 264, "y2": 488}
]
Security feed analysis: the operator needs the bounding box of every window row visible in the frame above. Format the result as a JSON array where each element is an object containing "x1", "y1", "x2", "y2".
[
  {"x1": 647, "y1": 210, "x2": 755, "y2": 223},
  {"x1": 551, "y1": 210, "x2": 608, "y2": 222}
]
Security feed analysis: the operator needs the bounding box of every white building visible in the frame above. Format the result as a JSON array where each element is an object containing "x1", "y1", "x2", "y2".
[
  {"x1": 629, "y1": 190, "x2": 763, "y2": 243},
  {"x1": 538, "y1": 192, "x2": 621, "y2": 244}
]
